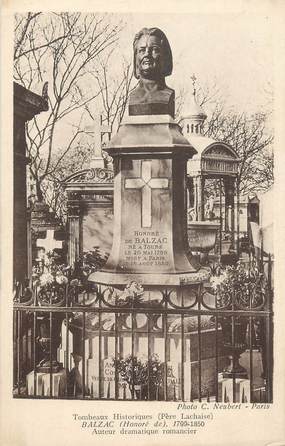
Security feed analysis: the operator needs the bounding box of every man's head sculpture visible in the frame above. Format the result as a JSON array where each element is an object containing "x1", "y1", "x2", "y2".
[
  {"x1": 133, "y1": 27, "x2": 173, "y2": 82},
  {"x1": 129, "y1": 27, "x2": 175, "y2": 117}
]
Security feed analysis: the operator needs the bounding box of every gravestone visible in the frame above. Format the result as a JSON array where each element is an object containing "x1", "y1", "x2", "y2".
[
  {"x1": 64, "y1": 114, "x2": 114, "y2": 266},
  {"x1": 31, "y1": 200, "x2": 65, "y2": 263}
]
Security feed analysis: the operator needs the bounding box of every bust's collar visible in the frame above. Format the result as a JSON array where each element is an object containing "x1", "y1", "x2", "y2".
[{"x1": 139, "y1": 78, "x2": 166, "y2": 90}]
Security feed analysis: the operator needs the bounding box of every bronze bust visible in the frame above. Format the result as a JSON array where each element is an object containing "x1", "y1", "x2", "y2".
[{"x1": 129, "y1": 27, "x2": 175, "y2": 118}]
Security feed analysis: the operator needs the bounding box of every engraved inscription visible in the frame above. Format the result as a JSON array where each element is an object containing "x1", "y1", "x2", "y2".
[{"x1": 123, "y1": 230, "x2": 170, "y2": 267}]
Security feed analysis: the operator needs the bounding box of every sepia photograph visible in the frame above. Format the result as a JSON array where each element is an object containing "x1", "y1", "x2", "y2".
[{"x1": 1, "y1": 1, "x2": 285, "y2": 445}]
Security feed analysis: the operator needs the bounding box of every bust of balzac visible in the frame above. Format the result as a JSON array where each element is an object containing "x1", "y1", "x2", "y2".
[{"x1": 128, "y1": 27, "x2": 175, "y2": 118}]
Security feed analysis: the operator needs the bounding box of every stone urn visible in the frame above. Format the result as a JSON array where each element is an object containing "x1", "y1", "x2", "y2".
[
  {"x1": 36, "y1": 313, "x2": 64, "y2": 373},
  {"x1": 219, "y1": 316, "x2": 248, "y2": 379},
  {"x1": 187, "y1": 221, "x2": 220, "y2": 264}
]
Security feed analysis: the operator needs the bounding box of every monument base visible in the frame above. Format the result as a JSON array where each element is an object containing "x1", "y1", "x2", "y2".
[
  {"x1": 26, "y1": 369, "x2": 67, "y2": 397},
  {"x1": 90, "y1": 268, "x2": 210, "y2": 287},
  {"x1": 218, "y1": 373, "x2": 251, "y2": 403}
]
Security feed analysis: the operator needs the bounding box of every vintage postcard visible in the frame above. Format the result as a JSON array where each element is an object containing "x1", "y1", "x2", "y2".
[{"x1": 1, "y1": 0, "x2": 285, "y2": 445}]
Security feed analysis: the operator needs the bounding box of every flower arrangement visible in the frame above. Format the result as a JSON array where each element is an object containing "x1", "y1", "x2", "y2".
[
  {"x1": 210, "y1": 260, "x2": 266, "y2": 310},
  {"x1": 31, "y1": 246, "x2": 109, "y2": 306},
  {"x1": 104, "y1": 281, "x2": 144, "y2": 306},
  {"x1": 32, "y1": 252, "x2": 70, "y2": 306},
  {"x1": 113, "y1": 354, "x2": 163, "y2": 400}
]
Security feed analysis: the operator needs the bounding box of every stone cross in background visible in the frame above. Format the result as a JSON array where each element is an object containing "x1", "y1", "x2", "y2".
[
  {"x1": 36, "y1": 229, "x2": 63, "y2": 257},
  {"x1": 85, "y1": 113, "x2": 112, "y2": 169}
]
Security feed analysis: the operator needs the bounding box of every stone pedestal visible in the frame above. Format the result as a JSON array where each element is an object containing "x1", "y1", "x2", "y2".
[
  {"x1": 77, "y1": 325, "x2": 228, "y2": 401},
  {"x1": 27, "y1": 369, "x2": 67, "y2": 397},
  {"x1": 85, "y1": 113, "x2": 215, "y2": 400},
  {"x1": 218, "y1": 373, "x2": 250, "y2": 403},
  {"x1": 90, "y1": 115, "x2": 209, "y2": 288}
]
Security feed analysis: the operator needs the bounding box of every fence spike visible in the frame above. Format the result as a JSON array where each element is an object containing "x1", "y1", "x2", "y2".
[
  {"x1": 242, "y1": 387, "x2": 245, "y2": 403},
  {"x1": 224, "y1": 386, "x2": 228, "y2": 402}
]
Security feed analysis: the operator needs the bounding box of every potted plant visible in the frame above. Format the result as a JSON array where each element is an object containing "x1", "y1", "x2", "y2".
[{"x1": 210, "y1": 261, "x2": 267, "y2": 378}]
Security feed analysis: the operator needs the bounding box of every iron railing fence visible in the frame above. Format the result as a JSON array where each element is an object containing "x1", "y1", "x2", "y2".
[{"x1": 13, "y1": 259, "x2": 273, "y2": 403}]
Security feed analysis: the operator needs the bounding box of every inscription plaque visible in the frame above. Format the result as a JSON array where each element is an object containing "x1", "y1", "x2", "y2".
[
  {"x1": 123, "y1": 230, "x2": 170, "y2": 268},
  {"x1": 115, "y1": 157, "x2": 174, "y2": 273}
]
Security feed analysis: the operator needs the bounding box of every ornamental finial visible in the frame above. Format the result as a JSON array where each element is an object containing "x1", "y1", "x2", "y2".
[{"x1": 190, "y1": 74, "x2": 197, "y2": 95}]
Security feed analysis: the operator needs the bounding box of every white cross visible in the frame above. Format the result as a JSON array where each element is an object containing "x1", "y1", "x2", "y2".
[
  {"x1": 36, "y1": 229, "x2": 63, "y2": 254},
  {"x1": 85, "y1": 113, "x2": 112, "y2": 158},
  {"x1": 125, "y1": 160, "x2": 169, "y2": 228}
]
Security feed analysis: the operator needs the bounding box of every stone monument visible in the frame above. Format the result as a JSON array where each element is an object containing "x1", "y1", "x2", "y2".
[
  {"x1": 14, "y1": 82, "x2": 48, "y2": 283},
  {"x1": 90, "y1": 27, "x2": 209, "y2": 288},
  {"x1": 87, "y1": 28, "x2": 215, "y2": 400}
]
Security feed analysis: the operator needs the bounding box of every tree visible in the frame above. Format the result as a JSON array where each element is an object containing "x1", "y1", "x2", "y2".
[
  {"x1": 39, "y1": 138, "x2": 95, "y2": 222},
  {"x1": 14, "y1": 12, "x2": 124, "y2": 203},
  {"x1": 248, "y1": 146, "x2": 273, "y2": 194},
  {"x1": 14, "y1": 12, "x2": 69, "y2": 64},
  {"x1": 203, "y1": 107, "x2": 273, "y2": 195},
  {"x1": 45, "y1": 55, "x2": 135, "y2": 222},
  {"x1": 87, "y1": 51, "x2": 135, "y2": 135}
]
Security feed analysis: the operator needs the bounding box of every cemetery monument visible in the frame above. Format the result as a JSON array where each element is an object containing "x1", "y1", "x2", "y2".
[
  {"x1": 86, "y1": 27, "x2": 219, "y2": 400},
  {"x1": 91, "y1": 27, "x2": 209, "y2": 287}
]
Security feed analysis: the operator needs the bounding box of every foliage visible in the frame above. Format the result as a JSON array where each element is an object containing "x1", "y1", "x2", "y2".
[
  {"x1": 210, "y1": 261, "x2": 266, "y2": 309},
  {"x1": 32, "y1": 247, "x2": 107, "y2": 297},
  {"x1": 71, "y1": 247, "x2": 109, "y2": 285},
  {"x1": 114, "y1": 354, "x2": 163, "y2": 388},
  {"x1": 88, "y1": 52, "x2": 135, "y2": 135}
]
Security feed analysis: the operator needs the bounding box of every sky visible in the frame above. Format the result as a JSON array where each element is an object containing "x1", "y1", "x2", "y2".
[
  {"x1": 113, "y1": 11, "x2": 273, "y2": 115},
  {"x1": 12, "y1": 9, "x2": 275, "y2": 155}
]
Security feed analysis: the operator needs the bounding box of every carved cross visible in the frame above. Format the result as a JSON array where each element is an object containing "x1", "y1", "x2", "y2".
[{"x1": 125, "y1": 160, "x2": 169, "y2": 228}]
